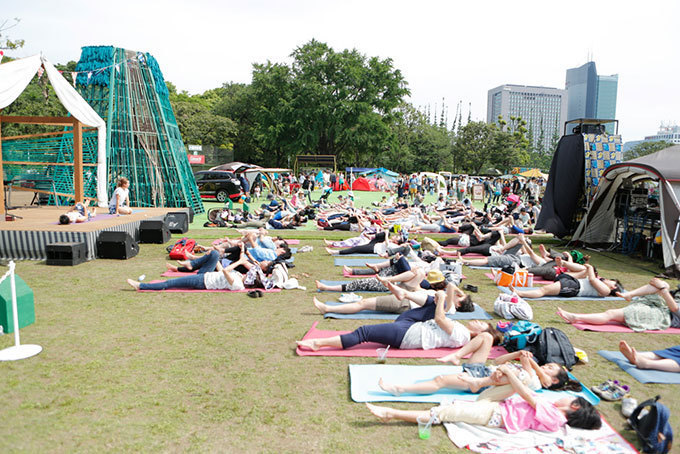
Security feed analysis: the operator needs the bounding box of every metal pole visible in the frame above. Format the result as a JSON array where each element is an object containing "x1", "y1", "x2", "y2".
[{"x1": 9, "y1": 262, "x2": 20, "y2": 347}]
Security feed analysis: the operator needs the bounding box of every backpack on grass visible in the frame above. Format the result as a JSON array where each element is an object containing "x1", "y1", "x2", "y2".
[
  {"x1": 168, "y1": 237, "x2": 196, "y2": 260},
  {"x1": 501, "y1": 321, "x2": 542, "y2": 351},
  {"x1": 524, "y1": 327, "x2": 577, "y2": 370},
  {"x1": 628, "y1": 395, "x2": 673, "y2": 453}
]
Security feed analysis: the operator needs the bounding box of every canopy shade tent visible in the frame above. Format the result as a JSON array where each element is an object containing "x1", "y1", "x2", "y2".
[
  {"x1": 0, "y1": 54, "x2": 108, "y2": 207},
  {"x1": 519, "y1": 168, "x2": 547, "y2": 179},
  {"x1": 573, "y1": 145, "x2": 680, "y2": 270}
]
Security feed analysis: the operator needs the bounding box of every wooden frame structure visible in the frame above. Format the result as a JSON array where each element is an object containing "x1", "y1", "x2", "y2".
[{"x1": 0, "y1": 115, "x2": 86, "y2": 211}]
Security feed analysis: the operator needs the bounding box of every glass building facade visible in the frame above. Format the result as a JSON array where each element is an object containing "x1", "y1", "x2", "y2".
[{"x1": 565, "y1": 61, "x2": 618, "y2": 133}]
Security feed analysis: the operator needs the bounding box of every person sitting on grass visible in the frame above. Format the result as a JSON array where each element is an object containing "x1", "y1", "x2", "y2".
[
  {"x1": 312, "y1": 279, "x2": 474, "y2": 317},
  {"x1": 378, "y1": 350, "x2": 580, "y2": 399},
  {"x1": 556, "y1": 277, "x2": 679, "y2": 331},
  {"x1": 619, "y1": 340, "x2": 680, "y2": 372},
  {"x1": 366, "y1": 363, "x2": 601, "y2": 433},
  {"x1": 59, "y1": 198, "x2": 97, "y2": 224},
  {"x1": 297, "y1": 290, "x2": 502, "y2": 353},
  {"x1": 127, "y1": 249, "x2": 247, "y2": 291},
  {"x1": 509, "y1": 262, "x2": 622, "y2": 299}
]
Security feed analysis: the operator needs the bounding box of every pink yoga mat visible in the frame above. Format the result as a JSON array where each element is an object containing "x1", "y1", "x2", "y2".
[
  {"x1": 484, "y1": 272, "x2": 553, "y2": 285},
  {"x1": 296, "y1": 321, "x2": 509, "y2": 358},
  {"x1": 161, "y1": 270, "x2": 198, "y2": 277},
  {"x1": 211, "y1": 238, "x2": 299, "y2": 245},
  {"x1": 342, "y1": 270, "x2": 376, "y2": 278},
  {"x1": 572, "y1": 322, "x2": 680, "y2": 334},
  {"x1": 139, "y1": 280, "x2": 281, "y2": 293}
]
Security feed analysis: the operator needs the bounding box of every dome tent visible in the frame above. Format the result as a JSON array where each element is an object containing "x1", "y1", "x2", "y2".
[
  {"x1": 351, "y1": 177, "x2": 376, "y2": 191},
  {"x1": 573, "y1": 145, "x2": 680, "y2": 271}
]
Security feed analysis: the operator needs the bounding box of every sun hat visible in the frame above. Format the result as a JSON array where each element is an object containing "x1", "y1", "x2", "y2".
[{"x1": 426, "y1": 270, "x2": 446, "y2": 284}]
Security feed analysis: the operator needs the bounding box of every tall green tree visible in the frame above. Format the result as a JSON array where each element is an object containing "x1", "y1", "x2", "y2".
[{"x1": 453, "y1": 121, "x2": 496, "y2": 174}]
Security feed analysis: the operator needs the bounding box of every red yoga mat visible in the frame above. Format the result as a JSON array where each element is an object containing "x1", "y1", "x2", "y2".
[
  {"x1": 296, "y1": 321, "x2": 509, "y2": 358},
  {"x1": 161, "y1": 270, "x2": 198, "y2": 277},
  {"x1": 138, "y1": 280, "x2": 281, "y2": 293},
  {"x1": 572, "y1": 322, "x2": 680, "y2": 334}
]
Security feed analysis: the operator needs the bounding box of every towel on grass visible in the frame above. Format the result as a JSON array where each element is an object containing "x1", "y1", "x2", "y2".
[
  {"x1": 323, "y1": 301, "x2": 491, "y2": 320},
  {"x1": 296, "y1": 321, "x2": 508, "y2": 358},
  {"x1": 349, "y1": 364, "x2": 598, "y2": 404},
  {"x1": 598, "y1": 350, "x2": 680, "y2": 384},
  {"x1": 572, "y1": 322, "x2": 680, "y2": 334},
  {"x1": 498, "y1": 286, "x2": 623, "y2": 301},
  {"x1": 444, "y1": 417, "x2": 636, "y2": 453},
  {"x1": 138, "y1": 280, "x2": 281, "y2": 293}
]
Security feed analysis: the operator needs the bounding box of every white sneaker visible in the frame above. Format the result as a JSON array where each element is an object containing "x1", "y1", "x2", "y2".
[
  {"x1": 621, "y1": 397, "x2": 638, "y2": 417},
  {"x1": 339, "y1": 293, "x2": 362, "y2": 303}
]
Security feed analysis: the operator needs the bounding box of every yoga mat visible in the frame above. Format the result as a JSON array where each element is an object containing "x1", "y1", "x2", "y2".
[
  {"x1": 572, "y1": 322, "x2": 680, "y2": 334},
  {"x1": 443, "y1": 252, "x2": 485, "y2": 258},
  {"x1": 331, "y1": 252, "x2": 379, "y2": 257},
  {"x1": 468, "y1": 265, "x2": 494, "y2": 270},
  {"x1": 349, "y1": 364, "x2": 599, "y2": 405},
  {"x1": 285, "y1": 239, "x2": 300, "y2": 245},
  {"x1": 598, "y1": 350, "x2": 680, "y2": 384},
  {"x1": 295, "y1": 321, "x2": 509, "y2": 358},
  {"x1": 317, "y1": 280, "x2": 387, "y2": 293},
  {"x1": 498, "y1": 286, "x2": 624, "y2": 301},
  {"x1": 484, "y1": 272, "x2": 552, "y2": 285},
  {"x1": 334, "y1": 258, "x2": 387, "y2": 266},
  {"x1": 323, "y1": 302, "x2": 492, "y2": 320},
  {"x1": 342, "y1": 270, "x2": 376, "y2": 278},
  {"x1": 138, "y1": 280, "x2": 281, "y2": 293}
]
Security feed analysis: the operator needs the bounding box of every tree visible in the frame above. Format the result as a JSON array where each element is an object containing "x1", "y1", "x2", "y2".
[
  {"x1": 624, "y1": 140, "x2": 672, "y2": 160},
  {"x1": 487, "y1": 115, "x2": 530, "y2": 172},
  {"x1": 453, "y1": 121, "x2": 496, "y2": 174},
  {"x1": 0, "y1": 18, "x2": 25, "y2": 51}
]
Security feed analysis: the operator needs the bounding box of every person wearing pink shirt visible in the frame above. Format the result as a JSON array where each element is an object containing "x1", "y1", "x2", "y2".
[{"x1": 366, "y1": 363, "x2": 601, "y2": 433}]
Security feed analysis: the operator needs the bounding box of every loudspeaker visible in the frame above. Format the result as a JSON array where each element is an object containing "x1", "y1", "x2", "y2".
[
  {"x1": 97, "y1": 231, "x2": 139, "y2": 259},
  {"x1": 139, "y1": 220, "x2": 171, "y2": 244},
  {"x1": 165, "y1": 212, "x2": 189, "y2": 234},
  {"x1": 46, "y1": 242, "x2": 87, "y2": 266}
]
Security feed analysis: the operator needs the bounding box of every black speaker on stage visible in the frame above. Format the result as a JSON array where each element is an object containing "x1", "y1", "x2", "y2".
[
  {"x1": 139, "y1": 220, "x2": 171, "y2": 244},
  {"x1": 165, "y1": 212, "x2": 189, "y2": 234},
  {"x1": 97, "y1": 231, "x2": 139, "y2": 259}
]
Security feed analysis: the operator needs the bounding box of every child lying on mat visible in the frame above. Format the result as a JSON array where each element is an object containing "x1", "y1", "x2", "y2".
[
  {"x1": 59, "y1": 199, "x2": 97, "y2": 224},
  {"x1": 378, "y1": 350, "x2": 581, "y2": 399},
  {"x1": 557, "y1": 277, "x2": 679, "y2": 331},
  {"x1": 366, "y1": 363, "x2": 601, "y2": 433}
]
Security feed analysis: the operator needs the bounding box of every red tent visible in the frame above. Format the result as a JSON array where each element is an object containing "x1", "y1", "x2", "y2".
[{"x1": 352, "y1": 177, "x2": 376, "y2": 191}]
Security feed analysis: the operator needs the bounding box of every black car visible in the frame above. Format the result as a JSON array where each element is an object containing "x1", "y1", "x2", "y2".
[{"x1": 194, "y1": 170, "x2": 242, "y2": 202}]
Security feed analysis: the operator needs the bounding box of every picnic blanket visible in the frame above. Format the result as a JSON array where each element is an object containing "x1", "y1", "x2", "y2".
[
  {"x1": 349, "y1": 364, "x2": 598, "y2": 404},
  {"x1": 598, "y1": 350, "x2": 680, "y2": 384},
  {"x1": 572, "y1": 322, "x2": 680, "y2": 334},
  {"x1": 484, "y1": 272, "x2": 553, "y2": 285},
  {"x1": 138, "y1": 280, "x2": 281, "y2": 293},
  {"x1": 498, "y1": 286, "x2": 624, "y2": 301},
  {"x1": 323, "y1": 301, "x2": 491, "y2": 320},
  {"x1": 444, "y1": 417, "x2": 636, "y2": 453},
  {"x1": 295, "y1": 321, "x2": 508, "y2": 358}
]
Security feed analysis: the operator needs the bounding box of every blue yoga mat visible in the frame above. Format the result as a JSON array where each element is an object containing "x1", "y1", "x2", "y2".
[
  {"x1": 334, "y1": 258, "x2": 386, "y2": 266},
  {"x1": 317, "y1": 280, "x2": 387, "y2": 293},
  {"x1": 323, "y1": 302, "x2": 492, "y2": 320},
  {"x1": 349, "y1": 364, "x2": 600, "y2": 405},
  {"x1": 468, "y1": 265, "x2": 494, "y2": 270},
  {"x1": 498, "y1": 286, "x2": 623, "y2": 301},
  {"x1": 598, "y1": 351, "x2": 680, "y2": 384}
]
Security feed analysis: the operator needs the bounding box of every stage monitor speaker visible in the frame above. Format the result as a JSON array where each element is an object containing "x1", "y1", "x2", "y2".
[
  {"x1": 97, "y1": 231, "x2": 139, "y2": 259},
  {"x1": 165, "y1": 212, "x2": 189, "y2": 234},
  {"x1": 139, "y1": 220, "x2": 171, "y2": 244},
  {"x1": 46, "y1": 242, "x2": 87, "y2": 266}
]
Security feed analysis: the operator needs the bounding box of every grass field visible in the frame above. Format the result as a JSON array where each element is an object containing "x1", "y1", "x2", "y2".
[{"x1": 1, "y1": 193, "x2": 678, "y2": 452}]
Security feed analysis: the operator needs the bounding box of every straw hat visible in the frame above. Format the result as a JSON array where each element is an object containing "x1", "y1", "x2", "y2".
[{"x1": 426, "y1": 270, "x2": 445, "y2": 284}]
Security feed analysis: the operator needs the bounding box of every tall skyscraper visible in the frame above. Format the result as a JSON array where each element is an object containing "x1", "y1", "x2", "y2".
[
  {"x1": 565, "y1": 61, "x2": 618, "y2": 133},
  {"x1": 487, "y1": 84, "x2": 568, "y2": 153}
]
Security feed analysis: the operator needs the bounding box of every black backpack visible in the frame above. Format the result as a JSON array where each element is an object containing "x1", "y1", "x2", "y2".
[
  {"x1": 629, "y1": 396, "x2": 673, "y2": 453},
  {"x1": 525, "y1": 327, "x2": 577, "y2": 370}
]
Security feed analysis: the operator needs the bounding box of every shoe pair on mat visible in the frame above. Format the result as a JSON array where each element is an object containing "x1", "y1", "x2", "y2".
[{"x1": 592, "y1": 379, "x2": 630, "y2": 401}]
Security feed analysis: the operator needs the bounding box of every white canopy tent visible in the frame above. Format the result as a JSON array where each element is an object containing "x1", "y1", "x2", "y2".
[
  {"x1": 0, "y1": 54, "x2": 108, "y2": 207},
  {"x1": 573, "y1": 145, "x2": 680, "y2": 270}
]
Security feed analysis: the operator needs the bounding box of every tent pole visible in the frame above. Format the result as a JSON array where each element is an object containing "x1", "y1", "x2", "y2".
[
  {"x1": 672, "y1": 218, "x2": 680, "y2": 251},
  {"x1": 73, "y1": 119, "x2": 84, "y2": 202},
  {"x1": 0, "y1": 117, "x2": 5, "y2": 214}
]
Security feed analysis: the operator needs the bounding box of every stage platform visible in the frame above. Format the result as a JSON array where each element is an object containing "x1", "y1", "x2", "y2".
[{"x1": 0, "y1": 206, "x2": 189, "y2": 260}]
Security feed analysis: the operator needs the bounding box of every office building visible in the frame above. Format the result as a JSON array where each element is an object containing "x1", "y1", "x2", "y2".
[
  {"x1": 487, "y1": 84, "x2": 567, "y2": 153},
  {"x1": 565, "y1": 62, "x2": 619, "y2": 133}
]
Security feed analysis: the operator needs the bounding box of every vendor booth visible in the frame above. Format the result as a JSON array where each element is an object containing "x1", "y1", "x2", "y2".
[{"x1": 572, "y1": 145, "x2": 680, "y2": 271}]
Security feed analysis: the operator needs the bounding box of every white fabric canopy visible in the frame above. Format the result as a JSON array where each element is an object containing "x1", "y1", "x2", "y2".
[{"x1": 0, "y1": 54, "x2": 108, "y2": 205}]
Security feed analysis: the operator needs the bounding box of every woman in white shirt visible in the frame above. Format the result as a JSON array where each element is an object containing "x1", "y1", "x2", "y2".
[{"x1": 109, "y1": 177, "x2": 132, "y2": 215}]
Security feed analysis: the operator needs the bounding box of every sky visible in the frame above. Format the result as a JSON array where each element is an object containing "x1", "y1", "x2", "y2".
[{"x1": 5, "y1": 0, "x2": 680, "y2": 141}]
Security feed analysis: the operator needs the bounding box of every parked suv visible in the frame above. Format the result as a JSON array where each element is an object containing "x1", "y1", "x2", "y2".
[{"x1": 194, "y1": 170, "x2": 242, "y2": 202}]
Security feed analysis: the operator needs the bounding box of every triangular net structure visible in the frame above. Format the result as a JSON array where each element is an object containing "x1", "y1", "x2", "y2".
[{"x1": 73, "y1": 45, "x2": 204, "y2": 213}]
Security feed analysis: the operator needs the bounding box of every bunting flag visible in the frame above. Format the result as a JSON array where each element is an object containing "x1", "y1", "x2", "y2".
[
  {"x1": 67, "y1": 53, "x2": 147, "y2": 85},
  {"x1": 71, "y1": 72, "x2": 77, "y2": 87},
  {"x1": 37, "y1": 66, "x2": 44, "y2": 79},
  {"x1": 0, "y1": 50, "x2": 4, "y2": 64}
]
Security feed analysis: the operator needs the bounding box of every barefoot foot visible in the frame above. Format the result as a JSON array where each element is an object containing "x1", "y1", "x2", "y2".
[
  {"x1": 366, "y1": 403, "x2": 392, "y2": 422},
  {"x1": 313, "y1": 297, "x2": 327, "y2": 314},
  {"x1": 127, "y1": 279, "x2": 141, "y2": 290},
  {"x1": 619, "y1": 340, "x2": 638, "y2": 365},
  {"x1": 296, "y1": 339, "x2": 320, "y2": 351},
  {"x1": 378, "y1": 378, "x2": 402, "y2": 396},
  {"x1": 165, "y1": 263, "x2": 179, "y2": 272},
  {"x1": 556, "y1": 307, "x2": 576, "y2": 324}
]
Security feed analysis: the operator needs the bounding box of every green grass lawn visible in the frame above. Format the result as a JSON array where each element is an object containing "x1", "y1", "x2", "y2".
[{"x1": 1, "y1": 197, "x2": 679, "y2": 452}]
